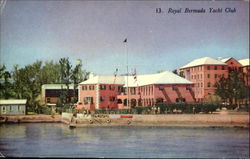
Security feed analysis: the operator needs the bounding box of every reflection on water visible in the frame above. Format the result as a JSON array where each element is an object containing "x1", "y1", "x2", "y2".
[{"x1": 0, "y1": 123, "x2": 249, "y2": 158}]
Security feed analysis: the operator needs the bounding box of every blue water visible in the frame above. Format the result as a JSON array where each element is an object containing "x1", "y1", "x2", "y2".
[{"x1": 0, "y1": 123, "x2": 249, "y2": 158}]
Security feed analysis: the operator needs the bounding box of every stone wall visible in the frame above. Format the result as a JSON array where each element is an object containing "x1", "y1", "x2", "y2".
[{"x1": 131, "y1": 114, "x2": 249, "y2": 125}]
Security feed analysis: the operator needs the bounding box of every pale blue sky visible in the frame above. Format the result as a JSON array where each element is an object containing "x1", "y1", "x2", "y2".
[{"x1": 0, "y1": 0, "x2": 249, "y2": 75}]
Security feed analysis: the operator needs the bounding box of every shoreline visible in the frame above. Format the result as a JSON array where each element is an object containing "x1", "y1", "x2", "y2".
[{"x1": 1, "y1": 114, "x2": 249, "y2": 128}]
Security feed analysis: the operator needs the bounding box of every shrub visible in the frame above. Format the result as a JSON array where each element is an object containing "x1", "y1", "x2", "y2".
[
  {"x1": 134, "y1": 106, "x2": 151, "y2": 114},
  {"x1": 94, "y1": 109, "x2": 134, "y2": 114},
  {"x1": 226, "y1": 104, "x2": 237, "y2": 110},
  {"x1": 39, "y1": 106, "x2": 52, "y2": 115},
  {"x1": 155, "y1": 102, "x2": 221, "y2": 114}
]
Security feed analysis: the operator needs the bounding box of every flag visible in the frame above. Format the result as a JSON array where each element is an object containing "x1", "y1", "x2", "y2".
[
  {"x1": 113, "y1": 68, "x2": 118, "y2": 84},
  {"x1": 132, "y1": 68, "x2": 137, "y2": 82},
  {"x1": 114, "y1": 68, "x2": 118, "y2": 77},
  {"x1": 123, "y1": 38, "x2": 127, "y2": 43}
]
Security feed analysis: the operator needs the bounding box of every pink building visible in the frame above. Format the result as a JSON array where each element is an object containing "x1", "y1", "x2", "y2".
[
  {"x1": 221, "y1": 57, "x2": 250, "y2": 86},
  {"x1": 238, "y1": 59, "x2": 250, "y2": 86},
  {"x1": 180, "y1": 57, "x2": 228, "y2": 102},
  {"x1": 76, "y1": 71, "x2": 195, "y2": 110},
  {"x1": 220, "y1": 57, "x2": 242, "y2": 72}
]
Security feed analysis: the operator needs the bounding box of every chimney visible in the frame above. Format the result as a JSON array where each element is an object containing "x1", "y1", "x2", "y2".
[{"x1": 89, "y1": 72, "x2": 95, "y2": 79}]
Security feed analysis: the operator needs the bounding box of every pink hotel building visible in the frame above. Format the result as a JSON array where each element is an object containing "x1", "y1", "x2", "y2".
[
  {"x1": 76, "y1": 71, "x2": 196, "y2": 110},
  {"x1": 76, "y1": 57, "x2": 249, "y2": 110},
  {"x1": 180, "y1": 57, "x2": 250, "y2": 102}
]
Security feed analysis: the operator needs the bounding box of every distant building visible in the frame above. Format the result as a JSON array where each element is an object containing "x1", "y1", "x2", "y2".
[
  {"x1": 0, "y1": 99, "x2": 27, "y2": 115},
  {"x1": 180, "y1": 57, "x2": 228, "y2": 102},
  {"x1": 238, "y1": 58, "x2": 250, "y2": 86},
  {"x1": 220, "y1": 57, "x2": 242, "y2": 72},
  {"x1": 76, "y1": 71, "x2": 195, "y2": 110},
  {"x1": 41, "y1": 84, "x2": 78, "y2": 106},
  {"x1": 180, "y1": 57, "x2": 250, "y2": 102}
]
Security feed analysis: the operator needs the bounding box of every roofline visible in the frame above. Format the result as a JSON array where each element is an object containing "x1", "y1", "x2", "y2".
[
  {"x1": 224, "y1": 57, "x2": 243, "y2": 66},
  {"x1": 80, "y1": 83, "x2": 123, "y2": 85},
  {"x1": 180, "y1": 63, "x2": 227, "y2": 69},
  {"x1": 0, "y1": 99, "x2": 27, "y2": 105},
  {"x1": 238, "y1": 59, "x2": 250, "y2": 66},
  {"x1": 221, "y1": 57, "x2": 232, "y2": 63},
  {"x1": 124, "y1": 82, "x2": 193, "y2": 87}
]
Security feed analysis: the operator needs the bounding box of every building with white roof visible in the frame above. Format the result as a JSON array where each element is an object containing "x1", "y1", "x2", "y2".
[
  {"x1": 180, "y1": 57, "x2": 229, "y2": 101},
  {"x1": 218, "y1": 57, "x2": 249, "y2": 86},
  {"x1": 219, "y1": 57, "x2": 242, "y2": 72},
  {"x1": 238, "y1": 59, "x2": 250, "y2": 67},
  {"x1": 180, "y1": 57, "x2": 226, "y2": 69},
  {"x1": 41, "y1": 84, "x2": 77, "y2": 106},
  {"x1": 180, "y1": 56, "x2": 250, "y2": 101},
  {"x1": 0, "y1": 99, "x2": 27, "y2": 115},
  {"x1": 219, "y1": 57, "x2": 231, "y2": 63},
  {"x1": 238, "y1": 58, "x2": 250, "y2": 86},
  {"x1": 77, "y1": 71, "x2": 195, "y2": 110}
]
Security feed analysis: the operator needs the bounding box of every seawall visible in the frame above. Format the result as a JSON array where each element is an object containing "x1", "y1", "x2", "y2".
[
  {"x1": 0, "y1": 115, "x2": 61, "y2": 123},
  {"x1": 62, "y1": 113, "x2": 250, "y2": 127},
  {"x1": 1, "y1": 113, "x2": 249, "y2": 127}
]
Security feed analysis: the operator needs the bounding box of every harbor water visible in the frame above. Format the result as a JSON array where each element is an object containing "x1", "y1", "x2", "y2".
[{"x1": 0, "y1": 123, "x2": 249, "y2": 158}]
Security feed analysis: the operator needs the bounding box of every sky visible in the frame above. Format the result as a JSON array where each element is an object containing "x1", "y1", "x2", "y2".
[{"x1": 0, "y1": 0, "x2": 249, "y2": 75}]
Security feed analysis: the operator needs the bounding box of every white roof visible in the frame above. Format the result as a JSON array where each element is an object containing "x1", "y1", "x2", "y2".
[
  {"x1": 124, "y1": 71, "x2": 192, "y2": 87},
  {"x1": 238, "y1": 59, "x2": 249, "y2": 66},
  {"x1": 0, "y1": 99, "x2": 27, "y2": 105},
  {"x1": 220, "y1": 57, "x2": 231, "y2": 63},
  {"x1": 42, "y1": 84, "x2": 75, "y2": 89},
  {"x1": 180, "y1": 57, "x2": 226, "y2": 69},
  {"x1": 80, "y1": 71, "x2": 192, "y2": 87},
  {"x1": 80, "y1": 75, "x2": 125, "y2": 85}
]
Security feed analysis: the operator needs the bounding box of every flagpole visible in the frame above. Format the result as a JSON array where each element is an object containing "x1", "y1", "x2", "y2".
[{"x1": 124, "y1": 39, "x2": 129, "y2": 109}]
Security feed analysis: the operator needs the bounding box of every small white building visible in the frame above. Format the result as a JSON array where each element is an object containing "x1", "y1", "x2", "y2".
[{"x1": 0, "y1": 99, "x2": 27, "y2": 115}]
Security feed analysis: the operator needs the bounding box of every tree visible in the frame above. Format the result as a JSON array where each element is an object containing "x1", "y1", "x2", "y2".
[
  {"x1": 172, "y1": 69, "x2": 178, "y2": 75},
  {"x1": 11, "y1": 61, "x2": 43, "y2": 112},
  {"x1": 2, "y1": 58, "x2": 89, "y2": 113},
  {"x1": 39, "y1": 61, "x2": 61, "y2": 84},
  {"x1": 71, "y1": 59, "x2": 83, "y2": 103},
  {"x1": 0, "y1": 65, "x2": 14, "y2": 99},
  {"x1": 215, "y1": 76, "x2": 228, "y2": 103},
  {"x1": 227, "y1": 70, "x2": 246, "y2": 105},
  {"x1": 59, "y1": 57, "x2": 72, "y2": 105},
  {"x1": 172, "y1": 69, "x2": 185, "y2": 78},
  {"x1": 215, "y1": 70, "x2": 247, "y2": 107}
]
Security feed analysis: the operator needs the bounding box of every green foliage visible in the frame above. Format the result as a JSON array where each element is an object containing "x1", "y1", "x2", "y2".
[
  {"x1": 92, "y1": 103, "x2": 222, "y2": 115},
  {"x1": 0, "y1": 65, "x2": 14, "y2": 99},
  {"x1": 59, "y1": 58, "x2": 72, "y2": 103},
  {"x1": 39, "y1": 61, "x2": 61, "y2": 84},
  {"x1": 71, "y1": 59, "x2": 85, "y2": 103},
  {"x1": 59, "y1": 58, "x2": 88, "y2": 104},
  {"x1": 38, "y1": 106, "x2": 52, "y2": 115},
  {"x1": 155, "y1": 102, "x2": 221, "y2": 114},
  {"x1": 95, "y1": 109, "x2": 134, "y2": 114},
  {"x1": 215, "y1": 70, "x2": 248, "y2": 105},
  {"x1": 172, "y1": 69, "x2": 178, "y2": 75},
  {"x1": 93, "y1": 107, "x2": 153, "y2": 115},
  {"x1": 226, "y1": 104, "x2": 237, "y2": 110},
  {"x1": 134, "y1": 106, "x2": 151, "y2": 114},
  {"x1": 1, "y1": 58, "x2": 89, "y2": 114},
  {"x1": 238, "y1": 104, "x2": 250, "y2": 112}
]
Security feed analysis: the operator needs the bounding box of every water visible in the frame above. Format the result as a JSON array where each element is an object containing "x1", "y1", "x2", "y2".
[{"x1": 0, "y1": 123, "x2": 249, "y2": 158}]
